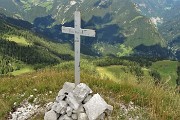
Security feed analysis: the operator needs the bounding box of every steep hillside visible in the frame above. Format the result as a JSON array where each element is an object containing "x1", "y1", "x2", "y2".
[
  {"x1": 0, "y1": 15, "x2": 74, "y2": 75},
  {"x1": 132, "y1": 0, "x2": 180, "y2": 59},
  {"x1": 157, "y1": 0, "x2": 180, "y2": 45},
  {"x1": 159, "y1": 16, "x2": 180, "y2": 40},
  {"x1": 160, "y1": 2, "x2": 180, "y2": 57},
  {"x1": 132, "y1": 0, "x2": 180, "y2": 33},
  {"x1": 0, "y1": 0, "x2": 165, "y2": 56}
]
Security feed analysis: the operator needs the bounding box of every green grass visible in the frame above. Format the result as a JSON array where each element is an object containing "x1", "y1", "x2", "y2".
[
  {"x1": 39, "y1": 1, "x2": 53, "y2": 12},
  {"x1": 97, "y1": 65, "x2": 154, "y2": 85},
  {"x1": 93, "y1": 42, "x2": 120, "y2": 56},
  {"x1": 117, "y1": 44, "x2": 133, "y2": 57},
  {"x1": 38, "y1": 41, "x2": 73, "y2": 56},
  {"x1": 97, "y1": 65, "x2": 137, "y2": 83},
  {"x1": 11, "y1": 66, "x2": 35, "y2": 76},
  {"x1": 6, "y1": 36, "x2": 31, "y2": 46},
  {"x1": 151, "y1": 60, "x2": 178, "y2": 86},
  {"x1": 0, "y1": 61, "x2": 180, "y2": 120}
]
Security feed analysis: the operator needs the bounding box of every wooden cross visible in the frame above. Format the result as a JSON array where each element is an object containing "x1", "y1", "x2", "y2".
[{"x1": 62, "y1": 10, "x2": 96, "y2": 86}]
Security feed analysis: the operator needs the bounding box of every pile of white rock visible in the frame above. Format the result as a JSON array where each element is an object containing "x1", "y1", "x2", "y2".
[
  {"x1": 44, "y1": 82, "x2": 113, "y2": 120},
  {"x1": 9, "y1": 100, "x2": 40, "y2": 120}
]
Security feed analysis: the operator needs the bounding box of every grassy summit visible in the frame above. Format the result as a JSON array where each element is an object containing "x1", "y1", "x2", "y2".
[{"x1": 0, "y1": 60, "x2": 180, "y2": 120}]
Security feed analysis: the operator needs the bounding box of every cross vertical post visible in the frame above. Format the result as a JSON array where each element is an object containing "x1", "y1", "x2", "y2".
[
  {"x1": 62, "y1": 10, "x2": 95, "y2": 86},
  {"x1": 74, "y1": 11, "x2": 81, "y2": 86}
]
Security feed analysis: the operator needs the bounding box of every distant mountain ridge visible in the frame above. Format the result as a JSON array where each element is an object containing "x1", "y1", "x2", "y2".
[
  {"x1": 44, "y1": 0, "x2": 166, "y2": 56},
  {"x1": 132, "y1": 0, "x2": 178, "y2": 17},
  {"x1": 0, "y1": 0, "x2": 175, "y2": 59},
  {"x1": 132, "y1": 0, "x2": 180, "y2": 59}
]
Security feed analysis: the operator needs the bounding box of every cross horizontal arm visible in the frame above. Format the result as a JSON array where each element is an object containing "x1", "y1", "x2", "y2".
[
  {"x1": 62, "y1": 26, "x2": 75, "y2": 34},
  {"x1": 81, "y1": 29, "x2": 96, "y2": 37}
]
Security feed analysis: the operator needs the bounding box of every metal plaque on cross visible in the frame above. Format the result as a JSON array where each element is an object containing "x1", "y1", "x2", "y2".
[{"x1": 62, "y1": 10, "x2": 96, "y2": 86}]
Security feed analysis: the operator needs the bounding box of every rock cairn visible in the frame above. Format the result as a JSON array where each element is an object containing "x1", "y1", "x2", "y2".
[{"x1": 44, "y1": 82, "x2": 113, "y2": 120}]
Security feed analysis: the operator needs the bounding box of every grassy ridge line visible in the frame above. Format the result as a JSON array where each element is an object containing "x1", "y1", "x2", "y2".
[{"x1": 0, "y1": 61, "x2": 180, "y2": 119}]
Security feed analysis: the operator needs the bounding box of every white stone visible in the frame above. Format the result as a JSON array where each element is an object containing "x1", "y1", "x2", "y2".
[
  {"x1": 62, "y1": 82, "x2": 75, "y2": 94},
  {"x1": 52, "y1": 101, "x2": 68, "y2": 114},
  {"x1": 84, "y1": 94, "x2": 113, "y2": 120},
  {"x1": 83, "y1": 95, "x2": 92, "y2": 104},
  {"x1": 44, "y1": 83, "x2": 113, "y2": 120},
  {"x1": 60, "y1": 106, "x2": 67, "y2": 115},
  {"x1": 97, "y1": 113, "x2": 105, "y2": 120},
  {"x1": 11, "y1": 114, "x2": 17, "y2": 119},
  {"x1": 66, "y1": 92, "x2": 80, "y2": 110},
  {"x1": 59, "y1": 114, "x2": 73, "y2": 120},
  {"x1": 58, "y1": 89, "x2": 66, "y2": 96},
  {"x1": 104, "y1": 109, "x2": 111, "y2": 116},
  {"x1": 107, "y1": 105, "x2": 113, "y2": 111},
  {"x1": 57, "y1": 89, "x2": 67, "y2": 102},
  {"x1": 56, "y1": 95, "x2": 66, "y2": 102},
  {"x1": 52, "y1": 102, "x2": 58, "y2": 111},
  {"x1": 72, "y1": 114, "x2": 78, "y2": 120},
  {"x1": 78, "y1": 113, "x2": 88, "y2": 120},
  {"x1": 72, "y1": 105, "x2": 84, "y2": 114},
  {"x1": 44, "y1": 110, "x2": 58, "y2": 120},
  {"x1": 10, "y1": 101, "x2": 40, "y2": 120},
  {"x1": 45, "y1": 102, "x2": 54, "y2": 112},
  {"x1": 105, "y1": 105, "x2": 113, "y2": 116},
  {"x1": 66, "y1": 106, "x2": 73, "y2": 117},
  {"x1": 73, "y1": 83, "x2": 93, "y2": 103}
]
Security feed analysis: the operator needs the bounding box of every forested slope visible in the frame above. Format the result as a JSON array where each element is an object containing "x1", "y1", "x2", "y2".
[{"x1": 0, "y1": 17, "x2": 73, "y2": 75}]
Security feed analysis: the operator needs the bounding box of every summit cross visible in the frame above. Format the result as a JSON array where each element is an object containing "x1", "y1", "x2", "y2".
[{"x1": 62, "y1": 10, "x2": 96, "y2": 86}]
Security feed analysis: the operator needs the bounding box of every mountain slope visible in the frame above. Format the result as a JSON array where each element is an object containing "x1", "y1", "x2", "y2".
[
  {"x1": 132, "y1": 0, "x2": 177, "y2": 17},
  {"x1": 132, "y1": 0, "x2": 180, "y2": 59},
  {"x1": 0, "y1": 15, "x2": 74, "y2": 75},
  {"x1": 0, "y1": 0, "x2": 165, "y2": 56}
]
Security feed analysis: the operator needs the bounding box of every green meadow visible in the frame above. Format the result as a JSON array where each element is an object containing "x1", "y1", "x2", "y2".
[{"x1": 151, "y1": 60, "x2": 178, "y2": 86}]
